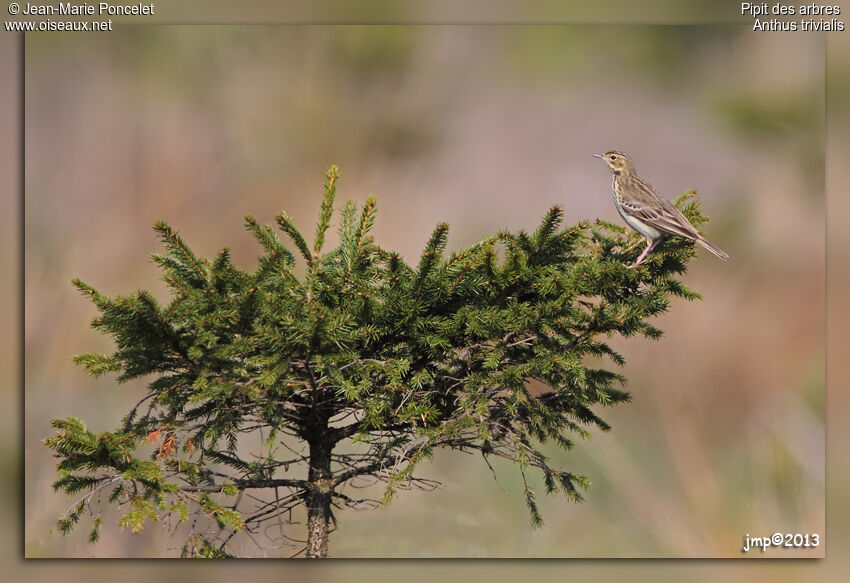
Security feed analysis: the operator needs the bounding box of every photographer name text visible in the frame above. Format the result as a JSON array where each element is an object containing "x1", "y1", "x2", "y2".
[{"x1": 19, "y1": 2, "x2": 154, "y2": 16}]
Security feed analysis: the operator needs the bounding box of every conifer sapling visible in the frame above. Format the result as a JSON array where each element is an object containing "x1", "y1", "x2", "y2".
[{"x1": 45, "y1": 165, "x2": 706, "y2": 557}]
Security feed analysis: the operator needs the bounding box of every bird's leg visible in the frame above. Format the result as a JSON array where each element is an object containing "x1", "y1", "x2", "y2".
[{"x1": 628, "y1": 237, "x2": 662, "y2": 268}]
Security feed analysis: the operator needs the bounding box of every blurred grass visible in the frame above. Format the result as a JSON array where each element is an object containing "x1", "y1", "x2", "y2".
[{"x1": 713, "y1": 93, "x2": 819, "y2": 137}]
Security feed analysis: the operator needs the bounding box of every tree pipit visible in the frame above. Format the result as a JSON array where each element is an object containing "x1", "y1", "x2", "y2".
[{"x1": 594, "y1": 150, "x2": 729, "y2": 268}]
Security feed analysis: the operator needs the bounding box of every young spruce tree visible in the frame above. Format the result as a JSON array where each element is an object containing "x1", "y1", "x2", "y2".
[{"x1": 45, "y1": 166, "x2": 706, "y2": 558}]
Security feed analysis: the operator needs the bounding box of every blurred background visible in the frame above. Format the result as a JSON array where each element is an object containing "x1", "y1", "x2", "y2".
[{"x1": 22, "y1": 25, "x2": 825, "y2": 559}]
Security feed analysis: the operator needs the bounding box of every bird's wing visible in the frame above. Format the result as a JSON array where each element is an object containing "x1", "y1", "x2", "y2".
[{"x1": 620, "y1": 190, "x2": 701, "y2": 240}]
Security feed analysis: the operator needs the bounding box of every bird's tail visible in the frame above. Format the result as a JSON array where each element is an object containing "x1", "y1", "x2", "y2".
[{"x1": 697, "y1": 237, "x2": 729, "y2": 260}]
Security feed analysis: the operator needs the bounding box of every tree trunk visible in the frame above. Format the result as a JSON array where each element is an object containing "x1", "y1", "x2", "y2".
[{"x1": 305, "y1": 437, "x2": 333, "y2": 558}]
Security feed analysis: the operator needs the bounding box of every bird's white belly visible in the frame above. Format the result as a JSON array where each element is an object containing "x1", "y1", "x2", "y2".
[{"x1": 615, "y1": 197, "x2": 662, "y2": 240}]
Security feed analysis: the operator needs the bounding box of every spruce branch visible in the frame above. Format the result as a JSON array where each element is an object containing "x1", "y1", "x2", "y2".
[
  {"x1": 275, "y1": 211, "x2": 312, "y2": 267},
  {"x1": 313, "y1": 165, "x2": 339, "y2": 256}
]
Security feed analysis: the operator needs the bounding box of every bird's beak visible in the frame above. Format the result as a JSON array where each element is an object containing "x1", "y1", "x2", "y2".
[{"x1": 592, "y1": 153, "x2": 603, "y2": 159}]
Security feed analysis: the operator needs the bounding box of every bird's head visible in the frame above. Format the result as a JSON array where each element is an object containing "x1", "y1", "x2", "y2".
[{"x1": 593, "y1": 150, "x2": 634, "y2": 175}]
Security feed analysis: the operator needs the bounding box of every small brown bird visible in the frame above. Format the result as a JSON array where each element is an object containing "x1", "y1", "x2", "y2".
[{"x1": 594, "y1": 150, "x2": 729, "y2": 268}]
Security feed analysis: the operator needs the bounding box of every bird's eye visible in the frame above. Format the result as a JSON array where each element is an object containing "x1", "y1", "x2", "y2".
[{"x1": 610, "y1": 155, "x2": 617, "y2": 161}]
